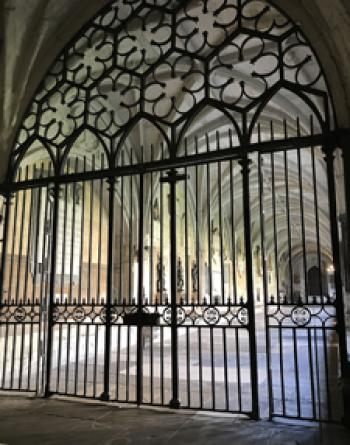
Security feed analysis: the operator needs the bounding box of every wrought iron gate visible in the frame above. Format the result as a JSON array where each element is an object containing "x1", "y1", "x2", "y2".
[
  {"x1": 0, "y1": 0, "x2": 347, "y2": 425},
  {"x1": 45, "y1": 157, "x2": 258, "y2": 416},
  {"x1": 255, "y1": 146, "x2": 343, "y2": 422},
  {"x1": 0, "y1": 144, "x2": 344, "y2": 422}
]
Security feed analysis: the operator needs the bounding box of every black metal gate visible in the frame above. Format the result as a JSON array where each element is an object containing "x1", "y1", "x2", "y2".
[
  {"x1": 0, "y1": 0, "x2": 347, "y2": 424},
  {"x1": 0, "y1": 142, "x2": 345, "y2": 422},
  {"x1": 255, "y1": 145, "x2": 343, "y2": 421},
  {"x1": 45, "y1": 156, "x2": 258, "y2": 416}
]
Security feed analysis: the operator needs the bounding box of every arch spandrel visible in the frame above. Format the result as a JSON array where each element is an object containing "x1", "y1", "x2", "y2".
[{"x1": 11, "y1": 0, "x2": 334, "y2": 182}]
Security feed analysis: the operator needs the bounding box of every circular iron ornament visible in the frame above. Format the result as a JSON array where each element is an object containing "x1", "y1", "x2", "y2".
[
  {"x1": 162, "y1": 307, "x2": 186, "y2": 325},
  {"x1": 13, "y1": 307, "x2": 26, "y2": 322},
  {"x1": 291, "y1": 306, "x2": 311, "y2": 327},
  {"x1": 100, "y1": 307, "x2": 119, "y2": 323},
  {"x1": 203, "y1": 307, "x2": 220, "y2": 325},
  {"x1": 237, "y1": 307, "x2": 249, "y2": 326},
  {"x1": 72, "y1": 307, "x2": 86, "y2": 323},
  {"x1": 163, "y1": 307, "x2": 172, "y2": 325},
  {"x1": 176, "y1": 307, "x2": 186, "y2": 324},
  {"x1": 100, "y1": 308, "x2": 107, "y2": 323}
]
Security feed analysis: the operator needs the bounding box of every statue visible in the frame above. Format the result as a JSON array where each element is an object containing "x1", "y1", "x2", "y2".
[
  {"x1": 191, "y1": 260, "x2": 198, "y2": 292},
  {"x1": 177, "y1": 257, "x2": 184, "y2": 292},
  {"x1": 156, "y1": 255, "x2": 165, "y2": 292}
]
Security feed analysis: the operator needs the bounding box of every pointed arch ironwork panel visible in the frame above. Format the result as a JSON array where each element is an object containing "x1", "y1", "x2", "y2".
[{"x1": 11, "y1": 0, "x2": 334, "y2": 184}]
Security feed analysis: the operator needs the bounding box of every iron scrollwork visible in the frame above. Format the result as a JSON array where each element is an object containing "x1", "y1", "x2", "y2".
[{"x1": 13, "y1": 0, "x2": 331, "y2": 174}]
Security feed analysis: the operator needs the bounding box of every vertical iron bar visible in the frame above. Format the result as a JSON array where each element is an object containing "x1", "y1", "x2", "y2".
[
  {"x1": 195, "y1": 150, "x2": 200, "y2": 304},
  {"x1": 0, "y1": 192, "x2": 12, "y2": 306},
  {"x1": 297, "y1": 136, "x2": 308, "y2": 302},
  {"x1": 100, "y1": 176, "x2": 115, "y2": 401},
  {"x1": 310, "y1": 120, "x2": 324, "y2": 305},
  {"x1": 74, "y1": 325, "x2": 80, "y2": 395},
  {"x1": 292, "y1": 328, "x2": 301, "y2": 417},
  {"x1": 222, "y1": 328, "x2": 229, "y2": 411},
  {"x1": 78, "y1": 160, "x2": 86, "y2": 304},
  {"x1": 271, "y1": 153, "x2": 280, "y2": 303},
  {"x1": 284, "y1": 122, "x2": 294, "y2": 303},
  {"x1": 307, "y1": 328, "x2": 317, "y2": 419},
  {"x1": 258, "y1": 152, "x2": 274, "y2": 419},
  {"x1": 322, "y1": 145, "x2": 347, "y2": 375},
  {"x1": 218, "y1": 161, "x2": 225, "y2": 304},
  {"x1": 97, "y1": 155, "x2": 104, "y2": 303},
  {"x1": 24, "y1": 187, "x2": 34, "y2": 305},
  {"x1": 198, "y1": 327, "x2": 203, "y2": 408},
  {"x1": 160, "y1": 326, "x2": 164, "y2": 405},
  {"x1": 33, "y1": 179, "x2": 44, "y2": 393},
  {"x1": 184, "y1": 164, "x2": 189, "y2": 304},
  {"x1": 150, "y1": 147, "x2": 154, "y2": 304},
  {"x1": 93, "y1": 325, "x2": 98, "y2": 398},
  {"x1": 56, "y1": 323, "x2": 62, "y2": 393},
  {"x1": 210, "y1": 326, "x2": 215, "y2": 409},
  {"x1": 69, "y1": 161, "x2": 78, "y2": 303},
  {"x1": 8, "y1": 186, "x2": 18, "y2": 303},
  {"x1": 83, "y1": 324, "x2": 88, "y2": 396},
  {"x1": 15, "y1": 170, "x2": 28, "y2": 304},
  {"x1": 1, "y1": 322, "x2": 9, "y2": 388},
  {"x1": 160, "y1": 169, "x2": 164, "y2": 305},
  {"x1": 169, "y1": 170, "x2": 180, "y2": 409},
  {"x1": 115, "y1": 325, "x2": 121, "y2": 400},
  {"x1": 239, "y1": 155, "x2": 259, "y2": 419},
  {"x1": 119, "y1": 158, "x2": 124, "y2": 304},
  {"x1": 128, "y1": 174, "x2": 133, "y2": 303},
  {"x1": 65, "y1": 323, "x2": 71, "y2": 393},
  {"x1": 150, "y1": 326, "x2": 154, "y2": 404},
  {"x1": 236, "y1": 329, "x2": 242, "y2": 411},
  {"x1": 186, "y1": 327, "x2": 190, "y2": 407},
  {"x1": 60, "y1": 179, "x2": 68, "y2": 303},
  {"x1": 136, "y1": 173, "x2": 144, "y2": 405},
  {"x1": 43, "y1": 182, "x2": 60, "y2": 397},
  {"x1": 88, "y1": 161, "x2": 95, "y2": 303},
  {"x1": 206, "y1": 162, "x2": 212, "y2": 304},
  {"x1": 126, "y1": 325, "x2": 130, "y2": 401},
  {"x1": 230, "y1": 160, "x2": 237, "y2": 304},
  {"x1": 24, "y1": 187, "x2": 34, "y2": 390}
]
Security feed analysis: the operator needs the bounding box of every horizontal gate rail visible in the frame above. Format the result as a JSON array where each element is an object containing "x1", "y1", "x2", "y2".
[{"x1": 3, "y1": 131, "x2": 347, "y2": 194}]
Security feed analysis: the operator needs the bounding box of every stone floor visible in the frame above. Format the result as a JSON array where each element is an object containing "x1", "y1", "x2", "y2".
[{"x1": 0, "y1": 396, "x2": 349, "y2": 445}]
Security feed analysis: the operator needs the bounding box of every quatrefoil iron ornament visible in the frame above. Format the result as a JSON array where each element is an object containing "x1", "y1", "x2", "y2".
[{"x1": 291, "y1": 306, "x2": 311, "y2": 327}]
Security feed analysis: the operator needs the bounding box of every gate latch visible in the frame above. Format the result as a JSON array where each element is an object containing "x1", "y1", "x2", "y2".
[{"x1": 123, "y1": 311, "x2": 160, "y2": 327}]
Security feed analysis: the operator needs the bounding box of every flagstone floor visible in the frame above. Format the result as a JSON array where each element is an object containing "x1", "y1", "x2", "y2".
[{"x1": 0, "y1": 396, "x2": 349, "y2": 445}]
